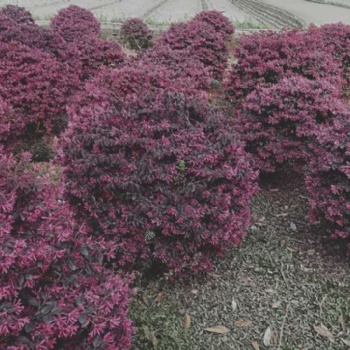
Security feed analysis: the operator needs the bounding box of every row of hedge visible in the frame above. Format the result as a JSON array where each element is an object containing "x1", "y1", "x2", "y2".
[
  {"x1": 0, "y1": 6, "x2": 257, "y2": 349},
  {"x1": 224, "y1": 23, "x2": 350, "y2": 246},
  {"x1": 1, "y1": 4, "x2": 350, "y2": 349}
]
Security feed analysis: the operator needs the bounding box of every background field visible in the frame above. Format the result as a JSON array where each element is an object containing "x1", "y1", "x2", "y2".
[{"x1": 2, "y1": 0, "x2": 350, "y2": 27}]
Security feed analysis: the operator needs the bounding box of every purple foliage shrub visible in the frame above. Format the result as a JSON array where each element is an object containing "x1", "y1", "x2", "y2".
[
  {"x1": 305, "y1": 109, "x2": 350, "y2": 245},
  {"x1": 157, "y1": 20, "x2": 229, "y2": 80},
  {"x1": 0, "y1": 41, "x2": 80, "y2": 145},
  {"x1": 193, "y1": 10, "x2": 234, "y2": 39},
  {"x1": 0, "y1": 5, "x2": 34, "y2": 25},
  {"x1": 225, "y1": 29, "x2": 343, "y2": 102},
  {"x1": 308, "y1": 23, "x2": 350, "y2": 88},
  {"x1": 236, "y1": 76, "x2": 348, "y2": 172},
  {"x1": 138, "y1": 45, "x2": 211, "y2": 90},
  {"x1": 60, "y1": 65, "x2": 258, "y2": 277},
  {"x1": 0, "y1": 146, "x2": 134, "y2": 349},
  {"x1": 120, "y1": 18, "x2": 153, "y2": 49},
  {"x1": 75, "y1": 36, "x2": 126, "y2": 81},
  {"x1": 50, "y1": 5, "x2": 101, "y2": 43},
  {"x1": 0, "y1": 14, "x2": 82, "y2": 81}
]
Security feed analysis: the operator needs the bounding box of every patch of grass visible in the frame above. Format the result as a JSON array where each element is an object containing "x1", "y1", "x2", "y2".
[
  {"x1": 130, "y1": 287, "x2": 192, "y2": 350},
  {"x1": 232, "y1": 18, "x2": 269, "y2": 30}
]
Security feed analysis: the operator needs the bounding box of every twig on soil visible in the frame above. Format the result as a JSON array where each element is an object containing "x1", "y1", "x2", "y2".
[
  {"x1": 280, "y1": 262, "x2": 289, "y2": 289},
  {"x1": 278, "y1": 302, "x2": 291, "y2": 350},
  {"x1": 319, "y1": 294, "x2": 328, "y2": 318}
]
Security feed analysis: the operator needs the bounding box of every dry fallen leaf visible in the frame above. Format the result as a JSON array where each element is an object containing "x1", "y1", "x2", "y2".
[
  {"x1": 340, "y1": 315, "x2": 347, "y2": 332},
  {"x1": 313, "y1": 324, "x2": 334, "y2": 342},
  {"x1": 142, "y1": 325, "x2": 150, "y2": 340},
  {"x1": 183, "y1": 314, "x2": 191, "y2": 329},
  {"x1": 252, "y1": 340, "x2": 260, "y2": 350},
  {"x1": 341, "y1": 338, "x2": 350, "y2": 346},
  {"x1": 263, "y1": 327, "x2": 272, "y2": 346},
  {"x1": 204, "y1": 326, "x2": 230, "y2": 334},
  {"x1": 155, "y1": 291, "x2": 165, "y2": 303},
  {"x1": 272, "y1": 301, "x2": 282, "y2": 309},
  {"x1": 232, "y1": 297, "x2": 237, "y2": 311},
  {"x1": 150, "y1": 331, "x2": 158, "y2": 349},
  {"x1": 276, "y1": 212, "x2": 289, "y2": 217},
  {"x1": 234, "y1": 320, "x2": 253, "y2": 328},
  {"x1": 290, "y1": 222, "x2": 297, "y2": 231}
]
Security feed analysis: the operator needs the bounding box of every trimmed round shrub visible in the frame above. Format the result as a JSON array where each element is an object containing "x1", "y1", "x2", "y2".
[
  {"x1": 225, "y1": 29, "x2": 343, "y2": 102},
  {"x1": 0, "y1": 41, "x2": 79, "y2": 143},
  {"x1": 305, "y1": 110, "x2": 350, "y2": 245},
  {"x1": 120, "y1": 18, "x2": 153, "y2": 50},
  {"x1": 0, "y1": 14, "x2": 83, "y2": 81},
  {"x1": 0, "y1": 4, "x2": 34, "y2": 25},
  {"x1": 50, "y1": 5, "x2": 101, "y2": 43},
  {"x1": 75, "y1": 36, "x2": 126, "y2": 81},
  {"x1": 60, "y1": 65, "x2": 259, "y2": 277},
  {"x1": 157, "y1": 20, "x2": 229, "y2": 80},
  {"x1": 308, "y1": 23, "x2": 350, "y2": 89},
  {"x1": 138, "y1": 45, "x2": 211, "y2": 90},
  {"x1": 237, "y1": 76, "x2": 347, "y2": 173},
  {"x1": 193, "y1": 10, "x2": 234, "y2": 39},
  {"x1": 0, "y1": 147, "x2": 134, "y2": 349}
]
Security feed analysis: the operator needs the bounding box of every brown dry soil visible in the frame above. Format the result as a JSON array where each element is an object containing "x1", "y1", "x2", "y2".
[{"x1": 130, "y1": 173, "x2": 350, "y2": 350}]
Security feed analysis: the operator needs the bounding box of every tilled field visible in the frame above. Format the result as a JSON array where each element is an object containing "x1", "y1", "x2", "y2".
[
  {"x1": 2, "y1": 0, "x2": 350, "y2": 27},
  {"x1": 0, "y1": 0, "x2": 303, "y2": 27}
]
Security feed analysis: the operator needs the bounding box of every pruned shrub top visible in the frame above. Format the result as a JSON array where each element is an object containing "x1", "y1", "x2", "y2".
[
  {"x1": 307, "y1": 23, "x2": 350, "y2": 88},
  {"x1": 0, "y1": 41, "x2": 79, "y2": 144},
  {"x1": 60, "y1": 65, "x2": 259, "y2": 277},
  {"x1": 0, "y1": 4, "x2": 34, "y2": 25},
  {"x1": 50, "y1": 5, "x2": 101, "y2": 43},
  {"x1": 157, "y1": 20, "x2": 229, "y2": 80},
  {"x1": 0, "y1": 147, "x2": 134, "y2": 349},
  {"x1": 236, "y1": 76, "x2": 347, "y2": 172},
  {"x1": 120, "y1": 18, "x2": 153, "y2": 50},
  {"x1": 225, "y1": 29, "x2": 343, "y2": 102},
  {"x1": 138, "y1": 45, "x2": 211, "y2": 90},
  {"x1": 194, "y1": 10, "x2": 234, "y2": 39},
  {"x1": 75, "y1": 36, "x2": 126, "y2": 81}
]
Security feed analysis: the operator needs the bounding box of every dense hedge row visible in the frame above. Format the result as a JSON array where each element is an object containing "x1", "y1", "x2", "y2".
[
  {"x1": 2, "y1": 4, "x2": 350, "y2": 349},
  {"x1": 225, "y1": 23, "x2": 350, "y2": 253}
]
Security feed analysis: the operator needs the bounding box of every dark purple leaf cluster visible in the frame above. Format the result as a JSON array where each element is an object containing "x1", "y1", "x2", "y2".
[
  {"x1": 74, "y1": 36, "x2": 126, "y2": 81},
  {"x1": 0, "y1": 41, "x2": 79, "y2": 147},
  {"x1": 60, "y1": 64, "x2": 258, "y2": 277},
  {"x1": 137, "y1": 45, "x2": 211, "y2": 90},
  {"x1": 0, "y1": 5, "x2": 34, "y2": 25},
  {"x1": 50, "y1": 5, "x2": 101, "y2": 43},
  {"x1": 0, "y1": 13, "x2": 82, "y2": 82},
  {"x1": 305, "y1": 110, "x2": 350, "y2": 244},
  {"x1": 307, "y1": 23, "x2": 350, "y2": 88},
  {"x1": 120, "y1": 18, "x2": 153, "y2": 50},
  {"x1": 193, "y1": 10, "x2": 234, "y2": 40},
  {"x1": 156, "y1": 18, "x2": 230, "y2": 80},
  {"x1": 0, "y1": 146, "x2": 134, "y2": 349},
  {"x1": 236, "y1": 76, "x2": 347, "y2": 172},
  {"x1": 224, "y1": 29, "x2": 343, "y2": 102}
]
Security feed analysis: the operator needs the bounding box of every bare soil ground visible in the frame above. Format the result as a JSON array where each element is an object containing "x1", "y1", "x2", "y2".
[{"x1": 130, "y1": 174, "x2": 350, "y2": 350}]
